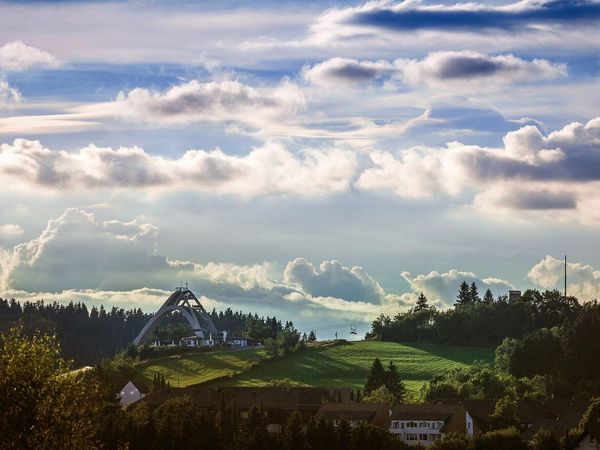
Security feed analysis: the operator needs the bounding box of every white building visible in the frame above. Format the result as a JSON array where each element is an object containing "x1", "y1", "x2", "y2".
[
  {"x1": 117, "y1": 381, "x2": 148, "y2": 409},
  {"x1": 389, "y1": 404, "x2": 466, "y2": 447}
]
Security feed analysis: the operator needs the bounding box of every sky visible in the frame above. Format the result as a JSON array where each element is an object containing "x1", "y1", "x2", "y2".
[{"x1": 1, "y1": 0, "x2": 600, "y2": 338}]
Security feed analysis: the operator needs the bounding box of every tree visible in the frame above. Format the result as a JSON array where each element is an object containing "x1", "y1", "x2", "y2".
[
  {"x1": 335, "y1": 417, "x2": 352, "y2": 450},
  {"x1": 364, "y1": 358, "x2": 387, "y2": 395},
  {"x1": 385, "y1": 361, "x2": 406, "y2": 403},
  {"x1": 126, "y1": 343, "x2": 138, "y2": 358},
  {"x1": 431, "y1": 433, "x2": 474, "y2": 450},
  {"x1": 474, "y1": 428, "x2": 528, "y2": 450},
  {"x1": 483, "y1": 289, "x2": 494, "y2": 304},
  {"x1": 469, "y1": 282, "x2": 481, "y2": 304},
  {"x1": 580, "y1": 397, "x2": 600, "y2": 442},
  {"x1": 490, "y1": 396, "x2": 518, "y2": 430},
  {"x1": 456, "y1": 281, "x2": 472, "y2": 307},
  {"x1": 415, "y1": 292, "x2": 429, "y2": 311},
  {"x1": 530, "y1": 428, "x2": 560, "y2": 450},
  {"x1": 282, "y1": 411, "x2": 305, "y2": 450},
  {"x1": 363, "y1": 385, "x2": 395, "y2": 404},
  {"x1": 308, "y1": 330, "x2": 317, "y2": 342},
  {"x1": 0, "y1": 325, "x2": 100, "y2": 449}
]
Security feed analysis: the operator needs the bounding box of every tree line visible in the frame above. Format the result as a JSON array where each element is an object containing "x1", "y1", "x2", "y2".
[
  {"x1": 0, "y1": 298, "x2": 287, "y2": 366},
  {"x1": 368, "y1": 286, "x2": 583, "y2": 348}
]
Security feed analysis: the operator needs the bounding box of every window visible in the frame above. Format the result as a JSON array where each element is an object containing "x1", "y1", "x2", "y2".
[
  {"x1": 419, "y1": 422, "x2": 428, "y2": 428},
  {"x1": 406, "y1": 433, "x2": 417, "y2": 441},
  {"x1": 419, "y1": 434, "x2": 428, "y2": 441},
  {"x1": 407, "y1": 422, "x2": 417, "y2": 428}
]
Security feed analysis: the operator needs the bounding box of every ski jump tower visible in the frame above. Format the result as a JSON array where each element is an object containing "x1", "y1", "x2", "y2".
[{"x1": 133, "y1": 286, "x2": 218, "y2": 346}]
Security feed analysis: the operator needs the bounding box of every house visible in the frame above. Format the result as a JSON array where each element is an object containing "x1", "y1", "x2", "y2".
[
  {"x1": 317, "y1": 402, "x2": 391, "y2": 430},
  {"x1": 139, "y1": 386, "x2": 355, "y2": 433},
  {"x1": 459, "y1": 399, "x2": 590, "y2": 439},
  {"x1": 117, "y1": 381, "x2": 149, "y2": 409},
  {"x1": 389, "y1": 404, "x2": 466, "y2": 446}
]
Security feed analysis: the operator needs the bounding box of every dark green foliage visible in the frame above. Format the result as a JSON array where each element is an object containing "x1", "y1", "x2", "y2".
[
  {"x1": 282, "y1": 411, "x2": 305, "y2": 450},
  {"x1": 264, "y1": 321, "x2": 303, "y2": 357},
  {"x1": 364, "y1": 357, "x2": 387, "y2": 395},
  {"x1": 0, "y1": 326, "x2": 101, "y2": 449},
  {"x1": 580, "y1": 397, "x2": 600, "y2": 442},
  {"x1": 420, "y1": 363, "x2": 506, "y2": 401},
  {"x1": 456, "y1": 281, "x2": 472, "y2": 307},
  {"x1": 308, "y1": 330, "x2": 317, "y2": 342},
  {"x1": 530, "y1": 428, "x2": 561, "y2": 450},
  {"x1": 415, "y1": 292, "x2": 429, "y2": 311},
  {"x1": 430, "y1": 433, "x2": 474, "y2": 450},
  {"x1": 469, "y1": 282, "x2": 481, "y2": 304},
  {"x1": 482, "y1": 289, "x2": 494, "y2": 304},
  {"x1": 385, "y1": 361, "x2": 406, "y2": 403},
  {"x1": 490, "y1": 396, "x2": 518, "y2": 430},
  {"x1": 336, "y1": 417, "x2": 352, "y2": 450},
  {"x1": 473, "y1": 427, "x2": 528, "y2": 450},
  {"x1": 495, "y1": 328, "x2": 563, "y2": 378}
]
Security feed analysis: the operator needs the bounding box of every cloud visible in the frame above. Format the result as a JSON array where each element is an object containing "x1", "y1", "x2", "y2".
[
  {"x1": 284, "y1": 258, "x2": 385, "y2": 303},
  {"x1": 0, "y1": 208, "x2": 419, "y2": 329},
  {"x1": 113, "y1": 79, "x2": 305, "y2": 128},
  {"x1": 356, "y1": 116, "x2": 600, "y2": 222},
  {"x1": 0, "y1": 77, "x2": 20, "y2": 105},
  {"x1": 0, "y1": 139, "x2": 357, "y2": 196},
  {"x1": 395, "y1": 51, "x2": 566, "y2": 86},
  {"x1": 303, "y1": 57, "x2": 395, "y2": 86},
  {"x1": 528, "y1": 255, "x2": 600, "y2": 301},
  {"x1": 0, "y1": 223, "x2": 24, "y2": 238},
  {"x1": 303, "y1": 52, "x2": 565, "y2": 88},
  {"x1": 402, "y1": 269, "x2": 514, "y2": 305},
  {"x1": 321, "y1": 0, "x2": 600, "y2": 35},
  {"x1": 0, "y1": 41, "x2": 62, "y2": 71}
]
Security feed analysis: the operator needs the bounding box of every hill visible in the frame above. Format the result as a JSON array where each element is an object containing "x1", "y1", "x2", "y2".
[
  {"x1": 136, "y1": 348, "x2": 266, "y2": 388},
  {"x1": 136, "y1": 341, "x2": 493, "y2": 394}
]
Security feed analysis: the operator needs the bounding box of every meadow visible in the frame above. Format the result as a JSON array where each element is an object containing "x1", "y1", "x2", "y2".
[{"x1": 136, "y1": 341, "x2": 494, "y2": 394}]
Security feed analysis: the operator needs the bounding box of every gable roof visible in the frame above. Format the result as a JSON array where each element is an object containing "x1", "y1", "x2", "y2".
[{"x1": 317, "y1": 402, "x2": 391, "y2": 429}]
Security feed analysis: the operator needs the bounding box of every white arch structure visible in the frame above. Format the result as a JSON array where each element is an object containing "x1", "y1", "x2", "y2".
[{"x1": 133, "y1": 287, "x2": 218, "y2": 346}]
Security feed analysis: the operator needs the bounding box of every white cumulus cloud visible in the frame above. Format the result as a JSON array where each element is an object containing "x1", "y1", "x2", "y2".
[
  {"x1": 0, "y1": 139, "x2": 357, "y2": 196},
  {"x1": 0, "y1": 41, "x2": 62, "y2": 71},
  {"x1": 284, "y1": 257, "x2": 385, "y2": 303},
  {"x1": 528, "y1": 255, "x2": 600, "y2": 301},
  {"x1": 402, "y1": 269, "x2": 514, "y2": 305}
]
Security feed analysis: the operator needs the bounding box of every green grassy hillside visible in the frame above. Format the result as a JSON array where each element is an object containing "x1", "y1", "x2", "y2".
[
  {"x1": 136, "y1": 341, "x2": 493, "y2": 393},
  {"x1": 136, "y1": 348, "x2": 266, "y2": 388},
  {"x1": 213, "y1": 341, "x2": 493, "y2": 393}
]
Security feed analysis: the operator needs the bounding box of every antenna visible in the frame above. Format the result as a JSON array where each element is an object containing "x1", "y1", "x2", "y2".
[{"x1": 564, "y1": 255, "x2": 567, "y2": 298}]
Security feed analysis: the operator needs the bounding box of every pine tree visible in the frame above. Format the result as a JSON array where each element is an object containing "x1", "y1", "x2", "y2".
[
  {"x1": 385, "y1": 361, "x2": 406, "y2": 403},
  {"x1": 415, "y1": 292, "x2": 429, "y2": 311},
  {"x1": 469, "y1": 282, "x2": 481, "y2": 303},
  {"x1": 483, "y1": 288, "x2": 494, "y2": 304},
  {"x1": 336, "y1": 418, "x2": 351, "y2": 450},
  {"x1": 456, "y1": 281, "x2": 472, "y2": 306},
  {"x1": 363, "y1": 358, "x2": 386, "y2": 395},
  {"x1": 308, "y1": 330, "x2": 317, "y2": 342},
  {"x1": 282, "y1": 411, "x2": 304, "y2": 450}
]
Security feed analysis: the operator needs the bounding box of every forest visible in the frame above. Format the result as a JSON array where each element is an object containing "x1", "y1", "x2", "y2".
[{"x1": 0, "y1": 298, "x2": 286, "y2": 365}]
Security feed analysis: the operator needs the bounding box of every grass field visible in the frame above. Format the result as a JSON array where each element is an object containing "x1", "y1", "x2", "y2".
[
  {"x1": 212, "y1": 341, "x2": 493, "y2": 393},
  {"x1": 136, "y1": 341, "x2": 494, "y2": 394},
  {"x1": 136, "y1": 348, "x2": 266, "y2": 388}
]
